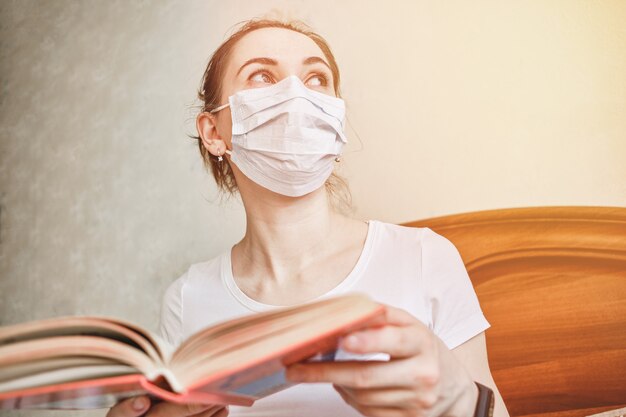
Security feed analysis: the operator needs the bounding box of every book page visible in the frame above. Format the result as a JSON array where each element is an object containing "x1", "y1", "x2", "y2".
[
  {"x1": 0, "y1": 357, "x2": 121, "y2": 382},
  {"x1": 0, "y1": 365, "x2": 137, "y2": 392},
  {"x1": 0, "y1": 317, "x2": 165, "y2": 365},
  {"x1": 0, "y1": 336, "x2": 159, "y2": 389}
]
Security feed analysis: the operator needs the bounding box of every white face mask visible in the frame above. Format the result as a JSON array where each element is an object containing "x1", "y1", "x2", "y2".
[{"x1": 211, "y1": 75, "x2": 347, "y2": 197}]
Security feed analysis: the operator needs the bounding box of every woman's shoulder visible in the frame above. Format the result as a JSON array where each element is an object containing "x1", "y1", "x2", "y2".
[
  {"x1": 370, "y1": 220, "x2": 451, "y2": 246},
  {"x1": 369, "y1": 219, "x2": 462, "y2": 263},
  {"x1": 162, "y1": 252, "x2": 227, "y2": 301},
  {"x1": 186, "y1": 253, "x2": 226, "y2": 279}
]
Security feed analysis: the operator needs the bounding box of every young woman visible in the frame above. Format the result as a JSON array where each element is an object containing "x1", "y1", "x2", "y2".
[{"x1": 107, "y1": 19, "x2": 509, "y2": 417}]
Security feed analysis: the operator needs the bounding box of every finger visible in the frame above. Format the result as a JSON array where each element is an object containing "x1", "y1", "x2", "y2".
[
  {"x1": 106, "y1": 396, "x2": 151, "y2": 417},
  {"x1": 334, "y1": 385, "x2": 421, "y2": 409},
  {"x1": 341, "y1": 323, "x2": 432, "y2": 358},
  {"x1": 199, "y1": 406, "x2": 228, "y2": 417},
  {"x1": 145, "y1": 401, "x2": 220, "y2": 417},
  {"x1": 287, "y1": 357, "x2": 422, "y2": 388},
  {"x1": 212, "y1": 407, "x2": 229, "y2": 417},
  {"x1": 334, "y1": 387, "x2": 409, "y2": 417}
]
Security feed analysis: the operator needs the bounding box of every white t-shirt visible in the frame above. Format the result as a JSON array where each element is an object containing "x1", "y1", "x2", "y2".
[{"x1": 158, "y1": 220, "x2": 490, "y2": 416}]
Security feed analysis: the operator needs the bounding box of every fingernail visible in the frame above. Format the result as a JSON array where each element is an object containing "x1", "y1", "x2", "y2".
[
  {"x1": 132, "y1": 397, "x2": 147, "y2": 411},
  {"x1": 343, "y1": 335, "x2": 360, "y2": 349}
]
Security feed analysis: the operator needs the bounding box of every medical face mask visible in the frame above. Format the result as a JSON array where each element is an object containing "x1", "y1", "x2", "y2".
[{"x1": 210, "y1": 75, "x2": 347, "y2": 197}]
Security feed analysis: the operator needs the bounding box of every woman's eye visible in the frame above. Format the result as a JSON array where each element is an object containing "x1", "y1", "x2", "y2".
[
  {"x1": 249, "y1": 71, "x2": 274, "y2": 84},
  {"x1": 306, "y1": 74, "x2": 328, "y2": 87}
]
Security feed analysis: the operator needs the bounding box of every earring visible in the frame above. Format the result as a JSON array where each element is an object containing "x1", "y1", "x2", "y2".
[
  {"x1": 335, "y1": 156, "x2": 342, "y2": 163},
  {"x1": 217, "y1": 152, "x2": 223, "y2": 162}
]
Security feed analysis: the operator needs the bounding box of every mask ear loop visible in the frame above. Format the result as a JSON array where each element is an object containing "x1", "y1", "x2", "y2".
[
  {"x1": 210, "y1": 103, "x2": 230, "y2": 113},
  {"x1": 334, "y1": 114, "x2": 362, "y2": 163},
  {"x1": 210, "y1": 103, "x2": 232, "y2": 162},
  {"x1": 333, "y1": 100, "x2": 363, "y2": 162},
  {"x1": 344, "y1": 113, "x2": 365, "y2": 155}
]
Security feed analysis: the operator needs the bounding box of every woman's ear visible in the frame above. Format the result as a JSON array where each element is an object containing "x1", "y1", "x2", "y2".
[{"x1": 196, "y1": 112, "x2": 227, "y2": 156}]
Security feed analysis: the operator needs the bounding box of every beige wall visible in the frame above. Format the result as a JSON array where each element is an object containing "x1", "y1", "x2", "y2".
[{"x1": 0, "y1": 1, "x2": 624, "y2": 415}]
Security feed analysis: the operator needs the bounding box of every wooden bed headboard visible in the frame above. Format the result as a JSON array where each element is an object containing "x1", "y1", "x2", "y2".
[{"x1": 404, "y1": 207, "x2": 626, "y2": 417}]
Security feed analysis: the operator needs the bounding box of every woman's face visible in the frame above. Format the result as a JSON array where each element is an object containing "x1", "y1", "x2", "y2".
[{"x1": 211, "y1": 27, "x2": 337, "y2": 147}]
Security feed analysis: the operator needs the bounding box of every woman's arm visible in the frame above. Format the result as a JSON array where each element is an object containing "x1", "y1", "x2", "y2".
[{"x1": 451, "y1": 332, "x2": 509, "y2": 417}]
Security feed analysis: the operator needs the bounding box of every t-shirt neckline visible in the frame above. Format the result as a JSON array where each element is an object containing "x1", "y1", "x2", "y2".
[{"x1": 221, "y1": 220, "x2": 378, "y2": 312}]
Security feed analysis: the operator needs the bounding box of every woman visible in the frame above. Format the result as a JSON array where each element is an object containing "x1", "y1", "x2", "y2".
[{"x1": 107, "y1": 19, "x2": 509, "y2": 417}]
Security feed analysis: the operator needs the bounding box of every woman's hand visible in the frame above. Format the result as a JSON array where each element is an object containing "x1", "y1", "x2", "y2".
[
  {"x1": 105, "y1": 395, "x2": 228, "y2": 417},
  {"x1": 286, "y1": 306, "x2": 479, "y2": 417}
]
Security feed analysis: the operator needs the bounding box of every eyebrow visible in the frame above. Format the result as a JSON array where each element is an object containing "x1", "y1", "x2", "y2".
[
  {"x1": 236, "y1": 56, "x2": 332, "y2": 76},
  {"x1": 302, "y1": 56, "x2": 332, "y2": 71}
]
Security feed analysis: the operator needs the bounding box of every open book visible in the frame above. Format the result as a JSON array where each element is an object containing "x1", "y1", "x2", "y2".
[{"x1": 0, "y1": 293, "x2": 384, "y2": 410}]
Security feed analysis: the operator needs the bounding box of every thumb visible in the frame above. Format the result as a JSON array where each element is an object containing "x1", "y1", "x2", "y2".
[{"x1": 106, "y1": 395, "x2": 151, "y2": 417}]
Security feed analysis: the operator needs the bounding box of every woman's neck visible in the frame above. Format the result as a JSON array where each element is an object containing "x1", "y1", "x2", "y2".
[
  {"x1": 231, "y1": 182, "x2": 366, "y2": 304},
  {"x1": 237, "y1": 186, "x2": 341, "y2": 280}
]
